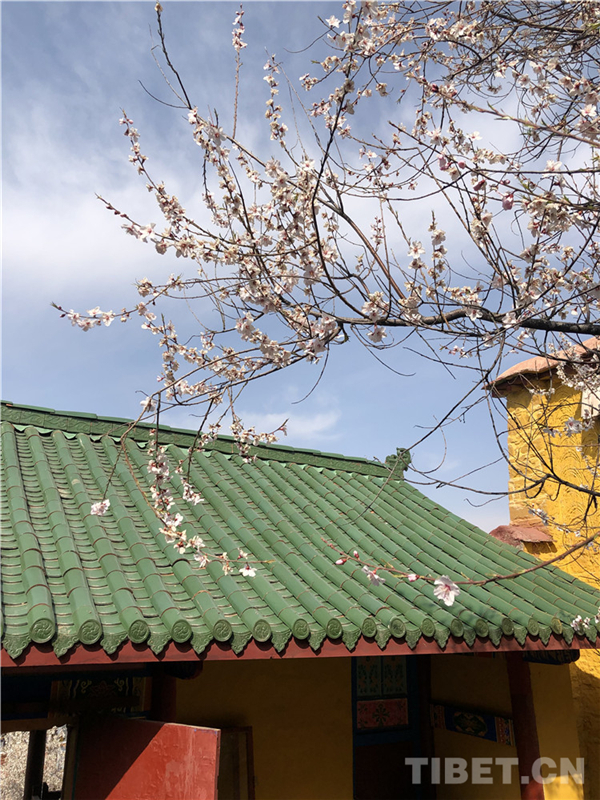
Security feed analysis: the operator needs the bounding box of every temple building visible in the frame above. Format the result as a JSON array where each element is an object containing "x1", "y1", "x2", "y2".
[{"x1": 2, "y1": 401, "x2": 599, "y2": 800}]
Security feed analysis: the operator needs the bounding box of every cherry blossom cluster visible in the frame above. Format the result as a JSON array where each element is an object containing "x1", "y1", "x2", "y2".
[
  {"x1": 571, "y1": 608, "x2": 600, "y2": 633},
  {"x1": 333, "y1": 545, "x2": 460, "y2": 606},
  {"x1": 90, "y1": 499, "x2": 110, "y2": 516},
  {"x1": 231, "y1": 6, "x2": 246, "y2": 53},
  {"x1": 63, "y1": 307, "x2": 116, "y2": 331},
  {"x1": 229, "y1": 413, "x2": 285, "y2": 463}
]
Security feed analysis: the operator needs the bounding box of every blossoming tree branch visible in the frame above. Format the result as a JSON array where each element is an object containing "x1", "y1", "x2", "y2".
[{"x1": 55, "y1": 1, "x2": 600, "y2": 613}]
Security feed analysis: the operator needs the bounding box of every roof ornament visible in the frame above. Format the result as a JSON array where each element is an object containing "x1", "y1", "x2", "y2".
[{"x1": 384, "y1": 447, "x2": 411, "y2": 477}]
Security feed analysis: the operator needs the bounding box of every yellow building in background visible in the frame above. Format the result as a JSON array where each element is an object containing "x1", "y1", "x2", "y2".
[{"x1": 494, "y1": 341, "x2": 600, "y2": 800}]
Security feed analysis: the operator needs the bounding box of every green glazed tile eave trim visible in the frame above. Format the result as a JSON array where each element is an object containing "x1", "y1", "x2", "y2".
[
  {"x1": 3, "y1": 634, "x2": 32, "y2": 659},
  {"x1": 53, "y1": 631, "x2": 80, "y2": 658},
  {"x1": 101, "y1": 631, "x2": 129, "y2": 655},
  {"x1": 0, "y1": 623, "x2": 587, "y2": 661},
  {"x1": 342, "y1": 627, "x2": 362, "y2": 651}
]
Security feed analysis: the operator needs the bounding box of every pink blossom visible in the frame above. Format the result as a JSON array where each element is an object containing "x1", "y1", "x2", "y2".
[
  {"x1": 189, "y1": 536, "x2": 205, "y2": 550},
  {"x1": 564, "y1": 417, "x2": 582, "y2": 436},
  {"x1": 430, "y1": 228, "x2": 446, "y2": 247},
  {"x1": 408, "y1": 241, "x2": 425, "y2": 257},
  {"x1": 362, "y1": 565, "x2": 385, "y2": 587},
  {"x1": 240, "y1": 563, "x2": 256, "y2": 578},
  {"x1": 545, "y1": 160, "x2": 562, "y2": 172},
  {"x1": 361, "y1": 291, "x2": 389, "y2": 321},
  {"x1": 408, "y1": 573, "x2": 418, "y2": 582},
  {"x1": 232, "y1": 7, "x2": 247, "y2": 52},
  {"x1": 140, "y1": 396, "x2": 156, "y2": 414},
  {"x1": 91, "y1": 499, "x2": 110, "y2": 516},
  {"x1": 182, "y1": 482, "x2": 204, "y2": 505},
  {"x1": 367, "y1": 325, "x2": 387, "y2": 343},
  {"x1": 100, "y1": 312, "x2": 115, "y2": 327},
  {"x1": 236, "y1": 315, "x2": 255, "y2": 340},
  {"x1": 78, "y1": 318, "x2": 100, "y2": 332},
  {"x1": 427, "y1": 128, "x2": 443, "y2": 146},
  {"x1": 433, "y1": 576, "x2": 460, "y2": 606}
]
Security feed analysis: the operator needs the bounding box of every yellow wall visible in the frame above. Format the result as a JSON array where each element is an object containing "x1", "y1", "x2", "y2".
[
  {"x1": 505, "y1": 381, "x2": 600, "y2": 800},
  {"x1": 432, "y1": 654, "x2": 513, "y2": 717},
  {"x1": 431, "y1": 654, "x2": 583, "y2": 800},
  {"x1": 175, "y1": 652, "x2": 584, "y2": 800},
  {"x1": 505, "y1": 381, "x2": 600, "y2": 564},
  {"x1": 529, "y1": 662, "x2": 584, "y2": 800},
  {"x1": 431, "y1": 654, "x2": 520, "y2": 800},
  {"x1": 176, "y1": 658, "x2": 353, "y2": 800}
]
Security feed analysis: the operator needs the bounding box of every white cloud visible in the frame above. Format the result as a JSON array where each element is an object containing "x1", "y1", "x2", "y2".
[
  {"x1": 156, "y1": 405, "x2": 342, "y2": 449},
  {"x1": 239, "y1": 409, "x2": 342, "y2": 445}
]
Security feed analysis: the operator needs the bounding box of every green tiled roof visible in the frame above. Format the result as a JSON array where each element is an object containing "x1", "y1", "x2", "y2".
[{"x1": 2, "y1": 401, "x2": 599, "y2": 660}]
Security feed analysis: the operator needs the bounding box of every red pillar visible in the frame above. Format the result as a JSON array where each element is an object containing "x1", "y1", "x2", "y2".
[{"x1": 507, "y1": 653, "x2": 544, "y2": 800}]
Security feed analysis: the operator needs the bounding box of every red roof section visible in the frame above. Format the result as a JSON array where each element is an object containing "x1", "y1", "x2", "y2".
[
  {"x1": 489, "y1": 525, "x2": 554, "y2": 547},
  {"x1": 492, "y1": 337, "x2": 599, "y2": 391}
]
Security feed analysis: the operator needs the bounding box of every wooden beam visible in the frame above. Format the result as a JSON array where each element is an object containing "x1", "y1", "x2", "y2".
[
  {"x1": 2, "y1": 631, "x2": 594, "y2": 671},
  {"x1": 22, "y1": 730, "x2": 46, "y2": 800}
]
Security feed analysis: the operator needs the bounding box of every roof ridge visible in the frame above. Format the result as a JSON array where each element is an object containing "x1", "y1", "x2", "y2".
[{"x1": 0, "y1": 400, "x2": 398, "y2": 476}]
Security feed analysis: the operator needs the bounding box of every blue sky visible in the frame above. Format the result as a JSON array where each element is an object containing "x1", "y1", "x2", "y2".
[{"x1": 2, "y1": 1, "x2": 511, "y2": 529}]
